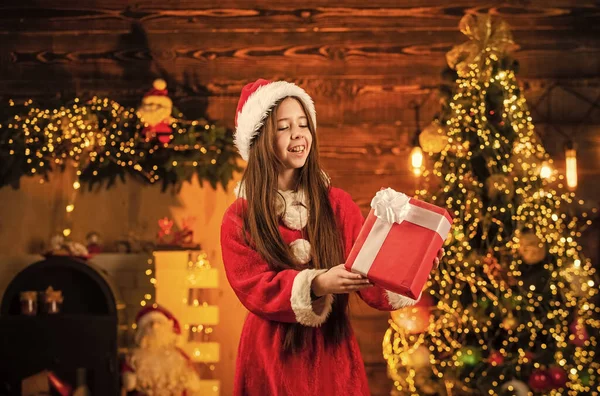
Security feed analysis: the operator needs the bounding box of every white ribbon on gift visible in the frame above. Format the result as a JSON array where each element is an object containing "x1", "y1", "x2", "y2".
[{"x1": 351, "y1": 188, "x2": 452, "y2": 276}]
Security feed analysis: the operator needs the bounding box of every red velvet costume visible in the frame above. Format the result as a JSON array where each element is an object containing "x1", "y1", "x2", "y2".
[{"x1": 221, "y1": 187, "x2": 418, "y2": 395}]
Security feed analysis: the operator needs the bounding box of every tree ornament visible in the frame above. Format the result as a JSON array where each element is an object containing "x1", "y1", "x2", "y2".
[
  {"x1": 400, "y1": 345, "x2": 430, "y2": 369},
  {"x1": 501, "y1": 313, "x2": 518, "y2": 331},
  {"x1": 528, "y1": 369, "x2": 551, "y2": 393},
  {"x1": 485, "y1": 174, "x2": 514, "y2": 200},
  {"x1": 488, "y1": 350, "x2": 504, "y2": 366},
  {"x1": 390, "y1": 293, "x2": 433, "y2": 334},
  {"x1": 500, "y1": 379, "x2": 530, "y2": 396},
  {"x1": 547, "y1": 366, "x2": 568, "y2": 388},
  {"x1": 445, "y1": 13, "x2": 517, "y2": 76},
  {"x1": 457, "y1": 346, "x2": 482, "y2": 367},
  {"x1": 419, "y1": 122, "x2": 449, "y2": 153},
  {"x1": 569, "y1": 317, "x2": 590, "y2": 347},
  {"x1": 517, "y1": 232, "x2": 546, "y2": 265}
]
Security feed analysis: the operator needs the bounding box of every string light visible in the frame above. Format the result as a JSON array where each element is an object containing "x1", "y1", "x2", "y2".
[{"x1": 0, "y1": 97, "x2": 239, "y2": 191}]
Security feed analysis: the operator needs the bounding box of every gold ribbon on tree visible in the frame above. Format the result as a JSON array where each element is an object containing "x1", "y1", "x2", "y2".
[{"x1": 446, "y1": 13, "x2": 517, "y2": 76}]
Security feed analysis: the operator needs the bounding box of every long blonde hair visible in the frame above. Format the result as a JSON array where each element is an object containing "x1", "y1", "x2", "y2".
[{"x1": 240, "y1": 97, "x2": 350, "y2": 354}]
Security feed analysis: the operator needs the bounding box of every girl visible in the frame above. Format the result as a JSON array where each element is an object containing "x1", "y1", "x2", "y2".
[{"x1": 221, "y1": 79, "x2": 443, "y2": 395}]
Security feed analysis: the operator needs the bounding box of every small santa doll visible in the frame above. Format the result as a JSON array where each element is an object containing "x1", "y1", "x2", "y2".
[
  {"x1": 121, "y1": 305, "x2": 201, "y2": 395},
  {"x1": 137, "y1": 79, "x2": 174, "y2": 144}
]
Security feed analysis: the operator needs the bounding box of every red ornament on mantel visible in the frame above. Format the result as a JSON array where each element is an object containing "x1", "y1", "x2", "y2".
[
  {"x1": 547, "y1": 366, "x2": 568, "y2": 388},
  {"x1": 488, "y1": 351, "x2": 504, "y2": 366},
  {"x1": 528, "y1": 369, "x2": 551, "y2": 392}
]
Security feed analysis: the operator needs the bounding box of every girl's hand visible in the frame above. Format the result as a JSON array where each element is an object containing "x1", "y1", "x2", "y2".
[
  {"x1": 429, "y1": 248, "x2": 445, "y2": 279},
  {"x1": 311, "y1": 264, "x2": 372, "y2": 297},
  {"x1": 433, "y1": 248, "x2": 444, "y2": 270}
]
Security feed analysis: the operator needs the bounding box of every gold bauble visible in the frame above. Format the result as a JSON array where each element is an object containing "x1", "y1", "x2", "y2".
[
  {"x1": 400, "y1": 345, "x2": 430, "y2": 368},
  {"x1": 485, "y1": 174, "x2": 514, "y2": 200},
  {"x1": 419, "y1": 123, "x2": 448, "y2": 154},
  {"x1": 517, "y1": 232, "x2": 546, "y2": 265},
  {"x1": 502, "y1": 314, "x2": 518, "y2": 330}
]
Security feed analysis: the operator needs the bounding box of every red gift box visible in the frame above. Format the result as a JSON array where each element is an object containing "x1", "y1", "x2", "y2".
[{"x1": 345, "y1": 188, "x2": 452, "y2": 299}]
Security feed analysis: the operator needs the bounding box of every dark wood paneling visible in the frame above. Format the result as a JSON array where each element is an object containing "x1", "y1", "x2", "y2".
[{"x1": 1, "y1": 3, "x2": 598, "y2": 33}]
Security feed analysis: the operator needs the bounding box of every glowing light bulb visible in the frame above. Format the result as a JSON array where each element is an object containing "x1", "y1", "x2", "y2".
[
  {"x1": 540, "y1": 161, "x2": 552, "y2": 179},
  {"x1": 410, "y1": 146, "x2": 424, "y2": 176},
  {"x1": 565, "y1": 144, "x2": 578, "y2": 190}
]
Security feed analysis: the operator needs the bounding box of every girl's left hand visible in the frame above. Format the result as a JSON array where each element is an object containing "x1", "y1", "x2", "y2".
[{"x1": 432, "y1": 248, "x2": 444, "y2": 271}]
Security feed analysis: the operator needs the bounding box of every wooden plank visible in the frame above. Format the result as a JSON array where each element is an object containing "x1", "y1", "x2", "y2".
[
  {"x1": 0, "y1": 4, "x2": 598, "y2": 34},
  {"x1": 5, "y1": 0, "x2": 598, "y2": 9},
  {"x1": 1, "y1": 30, "x2": 599, "y2": 82}
]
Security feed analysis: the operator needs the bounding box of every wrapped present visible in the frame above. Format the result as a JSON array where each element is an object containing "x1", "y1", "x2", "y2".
[{"x1": 345, "y1": 188, "x2": 452, "y2": 299}]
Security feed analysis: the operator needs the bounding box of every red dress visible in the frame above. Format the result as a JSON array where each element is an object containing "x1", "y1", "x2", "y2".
[{"x1": 220, "y1": 187, "x2": 418, "y2": 396}]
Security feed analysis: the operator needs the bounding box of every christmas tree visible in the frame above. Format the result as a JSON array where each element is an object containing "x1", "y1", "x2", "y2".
[{"x1": 384, "y1": 13, "x2": 599, "y2": 395}]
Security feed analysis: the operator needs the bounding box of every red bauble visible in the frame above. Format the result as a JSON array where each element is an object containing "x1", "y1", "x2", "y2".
[
  {"x1": 548, "y1": 366, "x2": 568, "y2": 388},
  {"x1": 523, "y1": 351, "x2": 535, "y2": 362},
  {"x1": 569, "y1": 318, "x2": 590, "y2": 347},
  {"x1": 528, "y1": 370, "x2": 551, "y2": 392},
  {"x1": 488, "y1": 351, "x2": 504, "y2": 366}
]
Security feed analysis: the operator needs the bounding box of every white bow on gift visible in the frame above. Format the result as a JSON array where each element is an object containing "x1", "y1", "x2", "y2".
[
  {"x1": 371, "y1": 188, "x2": 412, "y2": 225},
  {"x1": 370, "y1": 188, "x2": 451, "y2": 240}
]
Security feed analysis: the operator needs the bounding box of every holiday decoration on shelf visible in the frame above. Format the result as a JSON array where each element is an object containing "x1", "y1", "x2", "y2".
[
  {"x1": 121, "y1": 304, "x2": 202, "y2": 395},
  {"x1": 85, "y1": 231, "x2": 103, "y2": 254},
  {"x1": 0, "y1": 80, "x2": 240, "y2": 191},
  {"x1": 384, "y1": 11, "x2": 599, "y2": 396},
  {"x1": 156, "y1": 217, "x2": 200, "y2": 249},
  {"x1": 47, "y1": 233, "x2": 89, "y2": 258}
]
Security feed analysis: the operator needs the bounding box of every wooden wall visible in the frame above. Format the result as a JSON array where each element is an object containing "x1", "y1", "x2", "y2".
[{"x1": 1, "y1": 1, "x2": 599, "y2": 395}]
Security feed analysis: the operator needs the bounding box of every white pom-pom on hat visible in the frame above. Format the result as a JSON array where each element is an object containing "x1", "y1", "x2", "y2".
[{"x1": 153, "y1": 78, "x2": 167, "y2": 91}]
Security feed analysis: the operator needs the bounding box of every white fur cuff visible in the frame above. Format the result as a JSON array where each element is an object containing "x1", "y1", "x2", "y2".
[
  {"x1": 385, "y1": 290, "x2": 420, "y2": 309},
  {"x1": 291, "y1": 269, "x2": 334, "y2": 327}
]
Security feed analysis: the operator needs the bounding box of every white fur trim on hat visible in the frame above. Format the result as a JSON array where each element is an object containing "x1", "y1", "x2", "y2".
[
  {"x1": 235, "y1": 81, "x2": 317, "y2": 161},
  {"x1": 290, "y1": 269, "x2": 334, "y2": 327},
  {"x1": 385, "y1": 290, "x2": 420, "y2": 309},
  {"x1": 290, "y1": 239, "x2": 312, "y2": 265}
]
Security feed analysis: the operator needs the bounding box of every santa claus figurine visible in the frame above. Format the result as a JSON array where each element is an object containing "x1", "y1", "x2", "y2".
[
  {"x1": 121, "y1": 305, "x2": 201, "y2": 395},
  {"x1": 137, "y1": 79, "x2": 174, "y2": 144}
]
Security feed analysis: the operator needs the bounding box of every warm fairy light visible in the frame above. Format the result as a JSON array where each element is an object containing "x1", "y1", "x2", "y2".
[
  {"x1": 73, "y1": 181, "x2": 81, "y2": 190},
  {"x1": 66, "y1": 204, "x2": 74, "y2": 213},
  {"x1": 62, "y1": 228, "x2": 71, "y2": 237},
  {"x1": 540, "y1": 161, "x2": 552, "y2": 179},
  {"x1": 565, "y1": 145, "x2": 578, "y2": 190},
  {"x1": 410, "y1": 146, "x2": 424, "y2": 176}
]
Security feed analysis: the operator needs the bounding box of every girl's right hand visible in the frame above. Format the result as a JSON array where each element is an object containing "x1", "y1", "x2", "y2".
[{"x1": 311, "y1": 264, "x2": 372, "y2": 296}]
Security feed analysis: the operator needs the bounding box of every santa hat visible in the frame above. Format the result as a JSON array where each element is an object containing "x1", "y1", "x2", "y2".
[
  {"x1": 234, "y1": 79, "x2": 317, "y2": 161},
  {"x1": 135, "y1": 304, "x2": 181, "y2": 334}
]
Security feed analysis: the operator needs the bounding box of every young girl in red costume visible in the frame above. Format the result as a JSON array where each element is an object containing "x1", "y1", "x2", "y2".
[{"x1": 220, "y1": 79, "x2": 443, "y2": 395}]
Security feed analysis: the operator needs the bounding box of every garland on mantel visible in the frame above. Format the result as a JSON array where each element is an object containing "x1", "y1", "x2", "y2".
[{"x1": 0, "y1": 82, "x2": 240, "y2": 192}]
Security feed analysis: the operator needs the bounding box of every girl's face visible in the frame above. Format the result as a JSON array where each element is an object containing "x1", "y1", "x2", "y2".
[{"x1": 273, "y1": 97, "x2": 313, "y2": 171}]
